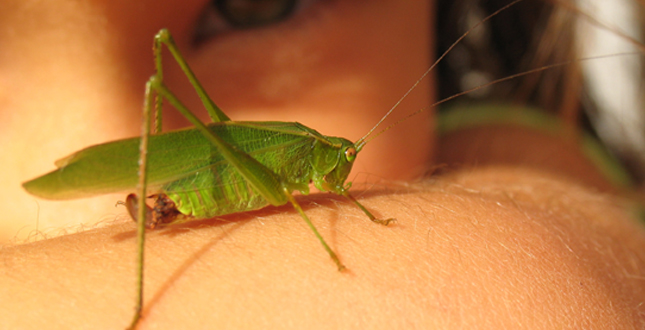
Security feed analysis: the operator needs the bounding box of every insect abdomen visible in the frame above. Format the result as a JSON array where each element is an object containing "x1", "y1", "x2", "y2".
[{"x1": 164, "y1": 167, "x2": 272, "y2": 219}]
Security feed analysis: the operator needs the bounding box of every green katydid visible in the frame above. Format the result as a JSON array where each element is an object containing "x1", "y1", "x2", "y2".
[
  {"x1": 21, "y1": 1, "x2": 537, "y2": 327},
  {"x1": 23, "y1": 28, "x2": 395, "y2": 328},
  {"x1": 23, "y1": 28, "x2": 394, "y2": 266}
]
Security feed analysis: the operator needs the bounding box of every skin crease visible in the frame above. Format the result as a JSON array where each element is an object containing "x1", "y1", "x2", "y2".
[{"x1": 1, "y1": 0, "x2": 645, "y2": 329}]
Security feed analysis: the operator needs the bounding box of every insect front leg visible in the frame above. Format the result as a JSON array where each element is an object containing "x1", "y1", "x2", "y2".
[{"x1": 343, "y1": 191, "x2": 395, "y2": 226}]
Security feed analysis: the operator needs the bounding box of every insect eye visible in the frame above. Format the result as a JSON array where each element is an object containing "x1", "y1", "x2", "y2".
[{"x1": 344, "y1": 147, "x2": 357, "y2": 162}]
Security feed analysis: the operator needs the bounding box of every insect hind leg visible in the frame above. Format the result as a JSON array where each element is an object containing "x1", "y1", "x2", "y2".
[{"x1": 152, "y1": 29, "x2": 230, "y2": 123}]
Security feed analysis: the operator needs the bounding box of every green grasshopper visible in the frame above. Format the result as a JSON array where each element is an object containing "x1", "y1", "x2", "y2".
[
  {"x1": 23, "y1": 28, "x2": 394, "y2": 328},
  {"x1": 23, "y1": 28, "x2": 393, "y2": 266},
  {"x1": 22, "y1": 1, "x2": 529, "y2": 327}
]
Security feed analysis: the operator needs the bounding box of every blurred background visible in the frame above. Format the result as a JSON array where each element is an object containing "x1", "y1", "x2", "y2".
[{"x1": 436, "y1": 0, "x2": 644, "y2": 183}]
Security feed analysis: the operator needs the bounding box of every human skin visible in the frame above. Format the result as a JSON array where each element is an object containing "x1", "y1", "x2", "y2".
[
  {"x1": 2, "y1": 0, "x2": 645, "y2": 329},
  {"x1": 4, "y1": 168, "x2": 645, "y2": 329}
]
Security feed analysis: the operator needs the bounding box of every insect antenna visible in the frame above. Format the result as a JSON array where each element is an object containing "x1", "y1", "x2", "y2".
[
  {"x1": 355, "y1": 0, "x2": 525, "y2": 152},
  {"x1": 362, "y1": 52, "x2": 637, "y2": 147}
]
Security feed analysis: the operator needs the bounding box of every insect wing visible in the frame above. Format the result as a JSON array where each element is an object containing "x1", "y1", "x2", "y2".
[{"x1": 23, "y1": 122, "x2": 329, "y2": 201}]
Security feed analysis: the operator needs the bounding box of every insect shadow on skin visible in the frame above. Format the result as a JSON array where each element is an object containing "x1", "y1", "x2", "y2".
[{"x1": 130, "y1": 218, "x2": 248, "y2": 315}]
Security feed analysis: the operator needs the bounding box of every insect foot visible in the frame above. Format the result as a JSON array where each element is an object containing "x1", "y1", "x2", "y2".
[{"x1": 372, "y1": 218, "x2": 396, "y2": 226}]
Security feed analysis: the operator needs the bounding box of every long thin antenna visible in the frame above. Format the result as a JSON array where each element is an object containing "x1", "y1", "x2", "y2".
[
  {"x1": 354, "y1": 0, "x2": 525, "y2": 151},
  {"x1": 363, "y1": 52, "x2": 639, "y2": 144}
]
